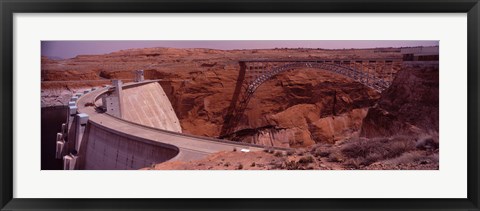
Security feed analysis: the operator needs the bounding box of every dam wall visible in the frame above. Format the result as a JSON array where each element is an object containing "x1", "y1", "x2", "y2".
[
  {"x1": 76, "y1": 81, "x2": 182, "y2": 170},
  {"x1": 78, "y1": 121, "x2": 179, "y2": 170},
  {"x1": 121, "y1": 82, "x2": 182, "y2": 132},
  {"x1": 55, "y1": 80, "x2": 270, "y2": 170}
]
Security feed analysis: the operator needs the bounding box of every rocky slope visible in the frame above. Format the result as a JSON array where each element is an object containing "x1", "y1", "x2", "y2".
[
  {"x1": 145, "y1": 133, "x2": 438, "y2": 170},
  {"x1": 360, "y1": 62, "x2": 439, "y2": 137}
]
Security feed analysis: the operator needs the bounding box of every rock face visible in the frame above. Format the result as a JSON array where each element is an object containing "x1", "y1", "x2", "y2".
[
  {"x1": 234, "y1": 108, "x2": 369, "y2": 148},
  {"x1": 230, "y1": 69, "x2": 378, "y2": 148},
  {"x1": 175, "y1": 68, "x2": 380, "y2": 148},
  {"x1": 41, "y1": 88, "x2": 95, "y2": 107},
  {"x1": 360, "y1": 62, "x2": 439, "y2": 138}
]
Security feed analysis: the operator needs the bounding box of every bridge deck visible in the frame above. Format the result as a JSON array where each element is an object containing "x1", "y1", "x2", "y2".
[{"x1": 77, "y1": 81, "x2": 272, "y2": 162}]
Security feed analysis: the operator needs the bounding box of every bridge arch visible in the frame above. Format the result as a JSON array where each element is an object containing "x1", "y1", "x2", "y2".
[
  {"x1": 246, "y1": 62, "x2": 390, "y2": 95},
  {"x1": 220, "y1": 59, "x2": 398, "y2": 138}
]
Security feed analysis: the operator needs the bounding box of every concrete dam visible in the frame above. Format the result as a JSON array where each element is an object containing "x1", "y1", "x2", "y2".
[{"x1": 55, "y1": 74, "x2": 268, "y2": 170}]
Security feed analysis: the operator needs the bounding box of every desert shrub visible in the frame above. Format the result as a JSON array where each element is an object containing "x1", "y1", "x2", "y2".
[
  {"x1": 311, "y1": 148, "x2": 320, "y2": 156},
  {"x1": 298, "y1": 156, "x2": 314, "y2": 164},
  {"x1": 285, "y1": 161, "x2": 303, "y2": 170},
  {"x1": 318, "y1": 151, "x2": 331, "y2": 157},
  {"x1": 343, "y1": 158, "x2": 364, "y2": 169},
  {"x1": 415, "y1": 134, "x2": 439, "y2": 151},
  {"x1": 233, "y1": 147, "x2": 237, "y2": 152},
  {"x1": 274, "y1": 151, "x2": 284, "y2": 157},
  {"x1": 312, "y1": 148, "x2": 331, "y2": 158},
  {"x1": 385, "y1": 151, "x2": 421, "y2": 165},
  {"x1": 286, "y1": 150, "x2": 294, "y2": 156},
  {"x1": 309, "y1": 145, "x2": 321, "y2": 154},
  {"x1": 383, "y1": 151, "x2": 439, "y2": 166},
  {"x1": 250, "y1": 162, "x2": 256, "y2": 167},
  {"x1": 237, "y1": 163, "x2": 243, "y2": 170},
  {"x1": 340, "y1": 136, "x2": 416, "y2": 166},
  {"x1": 268, "y1": 159, "x2": 285, "y2": 169},
  {"x1": 327, "y1": 151, "x2": 343, "y2": 162}
]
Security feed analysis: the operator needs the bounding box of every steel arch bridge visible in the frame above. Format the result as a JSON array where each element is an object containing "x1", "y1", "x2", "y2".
[{"x1": 219, "y1": 58, "x2": 402, "y2": 138}]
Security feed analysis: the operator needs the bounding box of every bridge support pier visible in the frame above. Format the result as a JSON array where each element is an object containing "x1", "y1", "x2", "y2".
[
  {"x1": 135, "y1": 70, "x2": 144, "y2": 82},
  {"x1": 387, "y1": 61, "x2": 394, "y2": 83}
]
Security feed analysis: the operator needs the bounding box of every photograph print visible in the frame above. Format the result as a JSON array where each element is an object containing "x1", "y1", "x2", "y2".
[{"x1": 41, "y1": 40, "x2": 439, "y2": 170}]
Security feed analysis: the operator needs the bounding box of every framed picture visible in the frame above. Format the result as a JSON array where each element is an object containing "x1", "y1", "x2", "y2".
[{"x1": 1, "y1": 0, "x2": 479, "y2": 210}]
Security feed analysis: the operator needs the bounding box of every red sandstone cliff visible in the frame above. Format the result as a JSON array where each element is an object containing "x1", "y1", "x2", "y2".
[
  {"x1": 360, "y1": 62, "x2": 439, "y2": 137},
  {"x1": 218, "y1": 69, "x2": 380, "y2": 147}
]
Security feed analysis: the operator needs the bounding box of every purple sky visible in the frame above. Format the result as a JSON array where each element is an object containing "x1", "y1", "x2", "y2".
[{"x1": 41, "y1": 40, "x2": 439, "y2": 59}]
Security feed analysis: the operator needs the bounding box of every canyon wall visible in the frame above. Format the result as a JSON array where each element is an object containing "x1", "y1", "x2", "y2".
[
  {"x1": 175, "y1": 67, "x2": 380, "y2": 148},
  {"x1": 360, "y1": 62, "x2": 439, "y2": 137}
]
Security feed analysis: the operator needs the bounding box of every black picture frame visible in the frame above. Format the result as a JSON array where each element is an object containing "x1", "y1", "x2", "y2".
[{"x1": 1, "y1": 0, "x2": 479, "y2": 210}]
